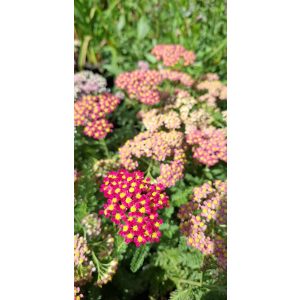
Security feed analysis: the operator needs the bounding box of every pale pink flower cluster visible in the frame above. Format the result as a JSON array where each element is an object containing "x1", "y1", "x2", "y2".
[
  {"x1": 178, "y1": 181, "x2": 227, "y2": 269},
  {"x1": 151, "y1": 44, "x2": 196, "y2": 66},
  {"x1": 74, "y1": 286, "x2": 84, "y2": 300},
  {"x1": 197, "y1": 73, "x2": 227, "y2": 107},
  {"x1": 74, "y1": 234, "x2": 95, "y2": 285},
  {"x1": 119, "y1": 131, "x2": 185, "y2": 187},
  {"x1": 186, "y1": 128, "x2": 227, "y2": 166},
  {"x1": 81, "y1": 213, "x2": 102, "y2": 237}
]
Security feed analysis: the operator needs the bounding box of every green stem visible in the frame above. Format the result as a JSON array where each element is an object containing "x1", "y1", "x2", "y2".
[
  {"x1": 172, "y1": 277, "x2": 203, "y2": 288},
  {"x1": 100, "y1": 139, "x2": 110, "y2": 158}
]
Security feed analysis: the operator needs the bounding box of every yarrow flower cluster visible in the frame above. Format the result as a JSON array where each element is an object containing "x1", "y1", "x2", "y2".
[
  {"x1": 74, "y1": 93, "x2": 120, "y2": 139},
  {"x1": 100, "y1": 169, "x2": 169, "y2": 246},
  {"x1": 93, "y1": 158, "x2": 121, "y2": 178},
  {"x1": 178, "y1": 181, "x2": 227, "y2": 269},
  {"x1": 74, "y1": 286, "x2": 84, "y2": 300},
  {"x1": 186, "y1": 128, "x2": 227, "y2": 166},
  {"x1": 115, "y1": 69, "x2": 194, "y2": 105},
  {"x1": 74, "y1": 71, "x2": 107, "y2": 100},
  {"x1": 115, "y1": 70, "x2": 162, "y2": 105},
  {"x1": 197, "y1": 73, "x2": 227, "y2": 107},
  {"x1": 151, "y1": 44, "x2": 196, "y2": 66},
  {"x1": 81, "y1": 213, "x2": 102, "y2": 237},
  {"x1": 96, "y1": 259, "x2": 118, "y2": 287},
  {"x1": 119, "y1": 131, "x2": 186, "y2": 187},
  {"x1": 139, "y1": 92, "x2": 213, "y2": 134},
  {"x1": 74, "y1": 234, "x2": 95, "y2": 285}
]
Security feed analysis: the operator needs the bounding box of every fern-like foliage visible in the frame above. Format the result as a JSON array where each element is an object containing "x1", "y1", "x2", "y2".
[{"x1": 130, "y1": 244, "x2": 150, "y2": 273}]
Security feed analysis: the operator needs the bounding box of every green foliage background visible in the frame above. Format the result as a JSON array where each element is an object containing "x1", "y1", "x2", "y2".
[
  {"x1": 75, "y1": 0, "x2": 227, "y2": 79},
  {"x1": 74, "y1": 1, "x2": 227, "y2": 299}
]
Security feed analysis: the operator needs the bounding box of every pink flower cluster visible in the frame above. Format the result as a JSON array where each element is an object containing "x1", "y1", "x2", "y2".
[
  {"x1": 186, "y1": 128, "x2": 227, "y2": 166},
  {"x1": 100, "y1": 169, "x2": 169, "y2": 247},
  {"x1": 119, "y1": 131, "x2": 185, "y2": 187},
  {"x1": 115, "y1": 70, "x2": 162, "y2": 105},
  {"x1": 74, "y1": 93, "x2": 120, "y2": 139},
  {"x1": 178, "y1": 181, "x2": 227, "y2": 269},
  {"x1": 115, "y1": 70, "x2": 194, "y2": 105},
  {"x1": 151, "y1": 44, "x2": 196, "y2": 66}
]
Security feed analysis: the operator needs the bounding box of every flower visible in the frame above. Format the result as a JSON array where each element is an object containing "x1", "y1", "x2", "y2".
[
  {"x1": 151, "y1": 44, "x2": 196, "y2": 66},
  {"x1": 186, "y1": 128, "x2": 227, "y2": 166},
  {"x1": 74, "y1": 234, "x2": 95, "y2": 284},
  {"x1": 74, "y1": 286, "x2": 84, "y2": 300},
  {"x1": 96, "y1": 259, "x2": 118, "y2": 287},
  {"x1": 115, "y1": 69, "x2": 194, "y2": 105},
  {"x1": 139, "y1": 92, "x2": 213, "y2": 134},
  {"x1": 100, "y1": 169, "x2": 169, "y2": 246},
  {"x1": 81, "y1": 213, "x2": 102, "y2": 237},
  {"x1": 119, "y1": 131, "x2": 185, "y2": 187},
  {"x1": 93, "y1": 158, "x2": 121, "y2": 178},
  {"x1": 197, "y1": 73, "x2": 227, "y2": 107},
  {"x1": 178, "y1": 181, "x2": 227, "y2": 269},
  {"x1": 137, "y1": 60, "x2": 150, "y2": 71},
  {"x1": 74, "y1": 71, "x2": 107, "y2": 101},
  {"x1": 74, "y1": 93, "x2": 120, "y2": 140}
]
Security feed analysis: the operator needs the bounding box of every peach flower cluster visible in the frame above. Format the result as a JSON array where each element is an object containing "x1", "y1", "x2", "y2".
[
  {"x1": 74, "y1": 93, "x2": 120, "y2": 139},
  {"x1": 119, "y1": 131, "x2": 185, "y2": 187},
  {"x1": 139, "y1": 92, "x2": 213, "y2": 134},
  {"x1": 151, "y1": 44, "x2": 196, "y2": 66},
  {"x1": 178, "y1": 181, "x2": 227, "y2": 269},
  {"x1": 197, "y1": 73, "x2": 227, "y2": 107}
]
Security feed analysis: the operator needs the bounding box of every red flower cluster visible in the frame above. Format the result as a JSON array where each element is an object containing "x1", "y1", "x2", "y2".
[
  {"x1": 151, "y1": 44, "x2": 196, "y2": 66},
  {"x1": 115, "y1": 70, "x2": 194, "y2": 105},
  {"x1": 99, "y1": 169, "x2": 169, "y2": 247},
  {"x1": 74, "y1": 93, "x2": 120, "y2": 139}
]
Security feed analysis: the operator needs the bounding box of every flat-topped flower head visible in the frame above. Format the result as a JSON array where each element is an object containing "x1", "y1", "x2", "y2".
[
  {"x1": 74, "y1": 93, "x2": 120, "y2": 140},
  {"x1": 178, "y1": 181, "x2": 227, "y2": 269},
  {"x1": 186, "y1": 128, "x2": 227, "y2": 167},
  {"x1": 100, "y1": 169, "x2": 169, "y2": 247},
  {"x1": 74, "y1": 71, "x2": 107, "y2": 100},
  {"x1": 119, "y1": 131, "x2": 186, "y2": 187},
  {"x1": 115, "y1": 69, "x2": 194, "y2": 105},
  {"x1": 151, "y1": 44, "x2": 196, "y2": 66}
]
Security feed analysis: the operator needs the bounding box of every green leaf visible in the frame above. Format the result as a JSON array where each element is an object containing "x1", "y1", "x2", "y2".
[
  {"x1": 137, "y1": 16, "x2": 150, "y2": 40},
  {"x1": 117, "y1": 15, "x2": 126, "y2": 32},
  {"x1": 169, "y1": 288, "x2": 193, "y2": 300},
  {"x1": 145, "y1": 53, "x2": 157, "y2": 63},
  {"x1": 130, "y1": 244, "x2": 150, "y2": 273}
]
